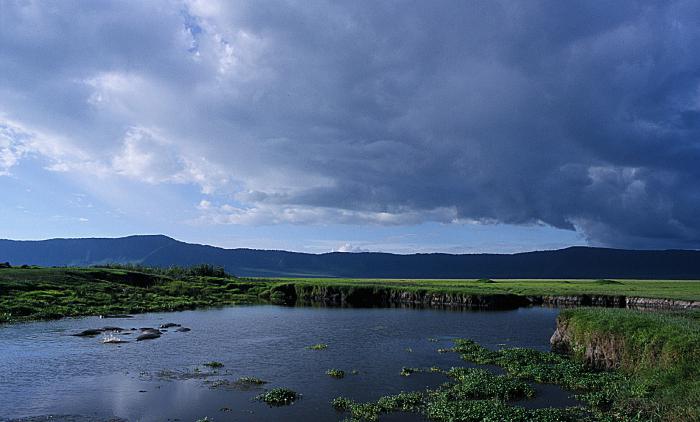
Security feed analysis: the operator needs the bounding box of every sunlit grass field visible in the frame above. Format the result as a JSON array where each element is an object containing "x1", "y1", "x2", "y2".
[
  {"x1": 254, "y1": 277, "x2": 700, "y2": 301},
  {"x1": 1, "y1": 266, "x2": 698, "y2": 323}
]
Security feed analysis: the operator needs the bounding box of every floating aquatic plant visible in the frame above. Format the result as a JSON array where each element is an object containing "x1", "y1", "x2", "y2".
[
  {"x1": 326, "y1": 369, "x2": 345, "y2": 378},
  {"x1": 255, "y1": 387, "x2": 299, "y2": 406},
  {"x1": 400, "y1": 367, "x2": 417, "y2": 376},
  {"x1": 237, "y1": 376, "x2": 267, "y2": 385},
  {"x1": 307, "y1": 343, "x2": 328, "y2": 350}
]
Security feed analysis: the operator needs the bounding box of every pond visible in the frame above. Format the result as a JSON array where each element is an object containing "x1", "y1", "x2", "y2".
[{"x1": 0, "y1": 305, "x2": 576, "y2": 421}]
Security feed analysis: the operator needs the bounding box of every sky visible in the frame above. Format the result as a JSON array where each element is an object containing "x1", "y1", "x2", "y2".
[{"x1": 1, "y1": 0, "x2": 699, "y2": 254}]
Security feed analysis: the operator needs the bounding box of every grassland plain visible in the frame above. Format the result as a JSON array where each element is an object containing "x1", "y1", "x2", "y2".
[
  {"x1": 1, "y1": 266, "x2": 699, "y2": 323},
  {"x1": 252, "y1": 277, "x2": 700, "y2": 301}
]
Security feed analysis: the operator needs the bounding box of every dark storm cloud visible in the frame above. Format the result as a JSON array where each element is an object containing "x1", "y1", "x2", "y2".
[{"x1": 1, "y1": 0, "x2": 699, "y2": 248}]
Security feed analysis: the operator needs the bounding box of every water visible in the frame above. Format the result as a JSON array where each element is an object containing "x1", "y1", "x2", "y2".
[{"x1": 0, "y1": 305, "x2": 576, "y2": 421}]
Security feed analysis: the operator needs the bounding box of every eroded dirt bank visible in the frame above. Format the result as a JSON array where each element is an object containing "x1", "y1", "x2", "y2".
[{"x1": 270, "y1": 283, "x2": 699, "y2": 310}]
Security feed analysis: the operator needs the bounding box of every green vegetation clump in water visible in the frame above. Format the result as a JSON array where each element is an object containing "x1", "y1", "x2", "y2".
[
  {"x1": 307, "y1": 343, "x2": 328, "y2": 350},
  {"x1": 424, "y1": 399, "x2": 584, "y2": 422},
  {"x1": 203, "y1": 361, "x2": 224, "y2": 368},
  {"x1": 326, "y1": 369, "x2": 345, "y2": 378},
  {"x1": 331, "y1": 392, "x2": 423, "y2": 421},
  {"x1": 255, "y1": 387, "x2": 299, "y2": 406},
  {"x1": 333, "y1": 364, "x2": 584, "y2": 422},
  {"x1": 448, "y1": 308, "x2": 700, "y2": 421},
  {"x1": 236, "y1": 376, "x2": 267, "y2": 385},
  {"x1": 452, "y1": 339, "x2": 626, "y2": 412},
  {"x1": 399, "y1": 367, "x2": 417, "y2": 376},
  {"x1": 331, "y1": 396, "x2": 353, "y2": 411},
  {"x1": 334, "y1": 385, "x2": 583, "y2": 422},
  {"x1": 207, "y1": 376, "x2": 268, "y2": 391},
  {"x1": 334, "y1": 321, "x2": 699, "y2": 422},
  {"x1": 441, "y1": 367, "x2": 535, "y2": 400}
]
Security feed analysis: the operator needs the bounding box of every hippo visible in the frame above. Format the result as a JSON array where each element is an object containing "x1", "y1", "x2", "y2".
[
  {"x1": 101, "y1": 326, "x2": 124, "y2": 332},
  {"x1": 159, "y1": 323, "x2": 181, "y2": 328},
  {"x1": 139, "y1": 328, "x2": 161, "y2": 335},
  {"x1": 175, "y1": 327, "x2": 191, "y2": 332},
  {"x1": 72, "y1": 329, "x2": 104, "y2": 337},
  {"x1": 136, "y1": 332, "x2": 161, "y2": 341}
]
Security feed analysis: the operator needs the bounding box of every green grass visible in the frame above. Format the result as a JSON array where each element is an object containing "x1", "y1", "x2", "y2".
[
  {"x1": 255, "y1": 277, "x2": 700, "y2": 301},
  {"x1": 559, "y1": 308, "x2": 700, "y2": 421},
  {"x1": 0, "y1": 266, "x2": 266, "y2": 323}
]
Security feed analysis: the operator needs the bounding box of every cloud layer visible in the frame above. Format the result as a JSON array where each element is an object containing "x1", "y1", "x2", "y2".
[{"x1": 2, "y1": 0, "x2": 700, "y2": 248}]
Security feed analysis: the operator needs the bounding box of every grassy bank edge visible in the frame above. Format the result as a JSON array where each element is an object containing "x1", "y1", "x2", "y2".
[
  {"x1": 557, "y1": 308, "x2": 700, "y2": 421},
  {"x1": 251, "y1": 276, "x2": 700, "y2": 301}
]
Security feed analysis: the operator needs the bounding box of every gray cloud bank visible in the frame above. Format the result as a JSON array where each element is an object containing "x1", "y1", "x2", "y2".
[{"x1": 1, "y1": 0, "x2": 700, "y2": 248}]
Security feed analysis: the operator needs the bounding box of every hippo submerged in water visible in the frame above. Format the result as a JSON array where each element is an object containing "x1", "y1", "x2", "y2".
[
  {"x1": 72, "y1": 324, "x2": 189, "y2": 340},
  {"x1": 136, "y1": 328, "x2": 162, "y2": 341},
  {"x1": 71, "y1": 329, "x2": 104, "y2": 337},
  {"x1": 71, "y1": 326, "x2": 125, "y2": 336},
  {"x1": 136, "y1": 332, "x2": 161, "y2": 341}
]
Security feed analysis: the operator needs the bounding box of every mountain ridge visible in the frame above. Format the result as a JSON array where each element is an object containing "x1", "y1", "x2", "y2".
[{"x1": 1, "y1": 234, "x2": 699, "y2": 279}]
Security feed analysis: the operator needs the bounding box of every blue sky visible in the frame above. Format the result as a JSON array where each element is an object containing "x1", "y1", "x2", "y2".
[{"x1": 1, "y1": 1, "x2": 699, "y2": 253}]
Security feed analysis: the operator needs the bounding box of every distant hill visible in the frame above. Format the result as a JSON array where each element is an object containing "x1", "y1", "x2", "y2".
[{"x1": 1, "y1": 235, "x2": 699, "y2": 279}]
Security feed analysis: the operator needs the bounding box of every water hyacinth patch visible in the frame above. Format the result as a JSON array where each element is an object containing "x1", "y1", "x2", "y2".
[
  {"x1": 255, "y1": 387, "x2": 299, "y2": 406},
  {"x1": 331, "y1": 396, "x2": 353, "y2": 411},
  {"x1": 400, "y1": 367, "x2": 417, "y2": 376},
  {"x1": 307, "y1": 343, "x2": 328, "y2": 350},
  {"x1": 236, "y1": 376, "x2": 267, "y2": 385},
  {"x1": 443, "y1": 367, "x2": 535, "y2": 401},
  {"x1": 332, "y1": 392, "x2": 423, "y2": 421},
  {"x1": 326, "y1": 369, "x2": 345, "y2": 378}
]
